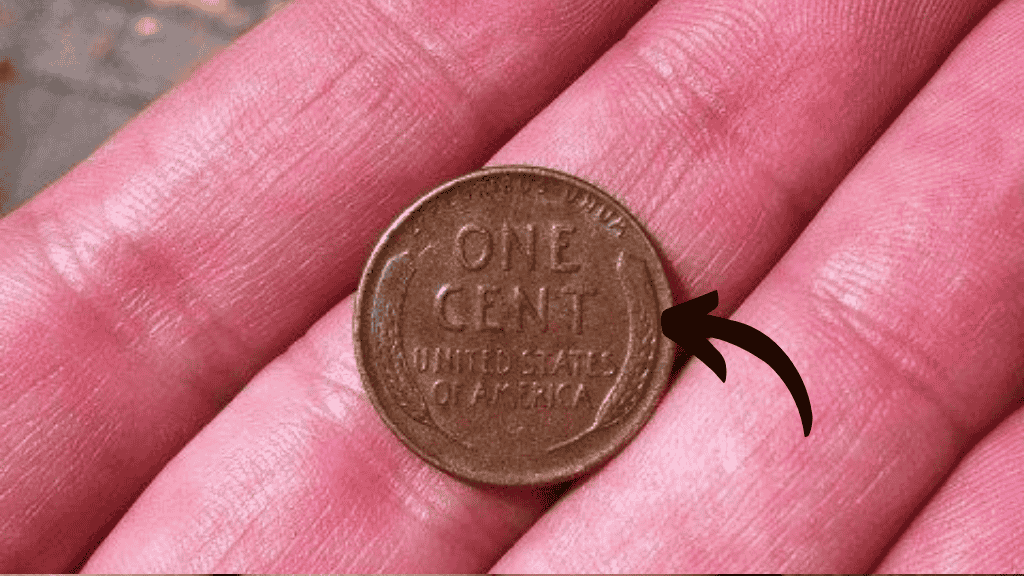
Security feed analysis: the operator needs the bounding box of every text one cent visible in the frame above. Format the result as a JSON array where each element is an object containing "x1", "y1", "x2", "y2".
[{"x1": 354, "y1": 166, "x2": 675, "y2": 485}]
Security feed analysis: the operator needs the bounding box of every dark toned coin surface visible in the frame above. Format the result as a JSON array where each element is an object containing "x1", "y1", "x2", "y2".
[{"x1": 354, "y1": 166, "x2": 675, "y2": 485}]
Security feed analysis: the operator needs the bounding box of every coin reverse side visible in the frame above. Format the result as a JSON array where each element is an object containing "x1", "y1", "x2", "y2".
[{"x1": 354, "y1": 166, "x2": 674, "y2": 486}]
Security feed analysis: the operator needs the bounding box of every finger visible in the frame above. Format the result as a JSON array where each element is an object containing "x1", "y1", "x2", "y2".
[
  {"x1": 84, "y1": 297, "x2": 557, "y2": 573},
  {"x1": 491, "y1": 0, "x2": 993, "y2": 310},
  {"x1": 0, "y1": 0, "x2": 657, "y2": 570},
  {"x1": 494, "y1": 0, "x2": 1024, "y2": 571},
  {"x1": 82, "y1": 0, "x2": 996, "y2": 572},
  {"x1": 875, "y1": 405, "x2": 1024, "y2": 572}
]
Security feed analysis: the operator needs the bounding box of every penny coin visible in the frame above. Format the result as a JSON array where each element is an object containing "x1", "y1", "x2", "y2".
[{"x1": 354, "y1": 165, "x2": 675, "y2": 486}]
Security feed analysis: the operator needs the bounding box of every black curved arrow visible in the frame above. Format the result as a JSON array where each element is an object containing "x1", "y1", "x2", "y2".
[{"x1": 661, "y1": 291, "x2": 813, "y2": 437}]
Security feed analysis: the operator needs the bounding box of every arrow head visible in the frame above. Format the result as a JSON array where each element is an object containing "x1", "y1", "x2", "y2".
[
  {"x1": 660, "y1": 291, "x2": 727, "y2": 382},
  {"x1": 661, "y1": 290, "x2": 813, "y2": 437}
]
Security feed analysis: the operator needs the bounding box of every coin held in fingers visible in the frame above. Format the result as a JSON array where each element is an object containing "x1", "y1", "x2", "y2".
[{"x1": 354, "y1": 165, "x2": 674, "y2": 486}]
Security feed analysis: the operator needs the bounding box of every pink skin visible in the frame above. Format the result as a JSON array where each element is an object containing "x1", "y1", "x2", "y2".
[
  {"x1": 1, "y1": 0, "x2": 1021, "y2": 572},
  {"x1": 876, "y1": 405, "x2": 1024, "y2": 572},
  {"x1": 495, "y1": 0, "x2": 1024, "y2": 571},
  {"x1": 0, "y1": 0, "x2": 655, "y2": 570}
]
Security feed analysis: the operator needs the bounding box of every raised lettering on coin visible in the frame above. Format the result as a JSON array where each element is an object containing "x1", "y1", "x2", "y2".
[{"x1": 354, "y1": 166, "x2": 674, "y2": 485}]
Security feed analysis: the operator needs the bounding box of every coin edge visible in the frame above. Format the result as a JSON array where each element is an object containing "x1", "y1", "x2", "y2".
[{"x1": 352, "y1": 165, "x2": 676, "y2": 486}]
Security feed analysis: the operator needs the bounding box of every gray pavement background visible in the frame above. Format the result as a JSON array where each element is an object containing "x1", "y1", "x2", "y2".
[{"x1": 0, "y1": 0, "x2": 290, "y2": 215}]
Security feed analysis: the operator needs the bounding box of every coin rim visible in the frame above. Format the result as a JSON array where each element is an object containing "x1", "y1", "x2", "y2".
[{"x1": 353, "y1": 164, "x2": 676, "y2": 486}]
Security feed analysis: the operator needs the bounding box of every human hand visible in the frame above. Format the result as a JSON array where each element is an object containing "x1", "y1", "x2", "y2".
[{"x1": 2, "y1": 0, "x2": 1022, "y2": 572}]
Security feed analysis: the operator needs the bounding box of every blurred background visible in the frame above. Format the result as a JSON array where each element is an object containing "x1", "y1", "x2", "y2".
[{"x1": 0, "y1": 0, "x2": 290, "y2": 215}]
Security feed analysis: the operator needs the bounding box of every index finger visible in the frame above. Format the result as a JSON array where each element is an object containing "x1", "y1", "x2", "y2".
[{"x1": 0, "y1": 0, "x2": 655, "y2": 570}]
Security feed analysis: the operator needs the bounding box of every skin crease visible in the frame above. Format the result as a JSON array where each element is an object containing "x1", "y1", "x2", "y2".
[
  {"x1": 875, "y1": 405, "x2": 1024, "y2": 572},
  {"x1": 494, "y1": 0, "x2": 1024, "y2": 571},
  {"x1": 73, "y1": 0, "x2": 1018, "y2": 573},
  {"x1": 0, "y1": 0, "x2": 660, "y2": 571}
]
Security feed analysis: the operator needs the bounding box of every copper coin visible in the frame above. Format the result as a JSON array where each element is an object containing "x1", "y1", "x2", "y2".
[{"x1": 354, "y1": 166, "x2": 675, "y2": 485}]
